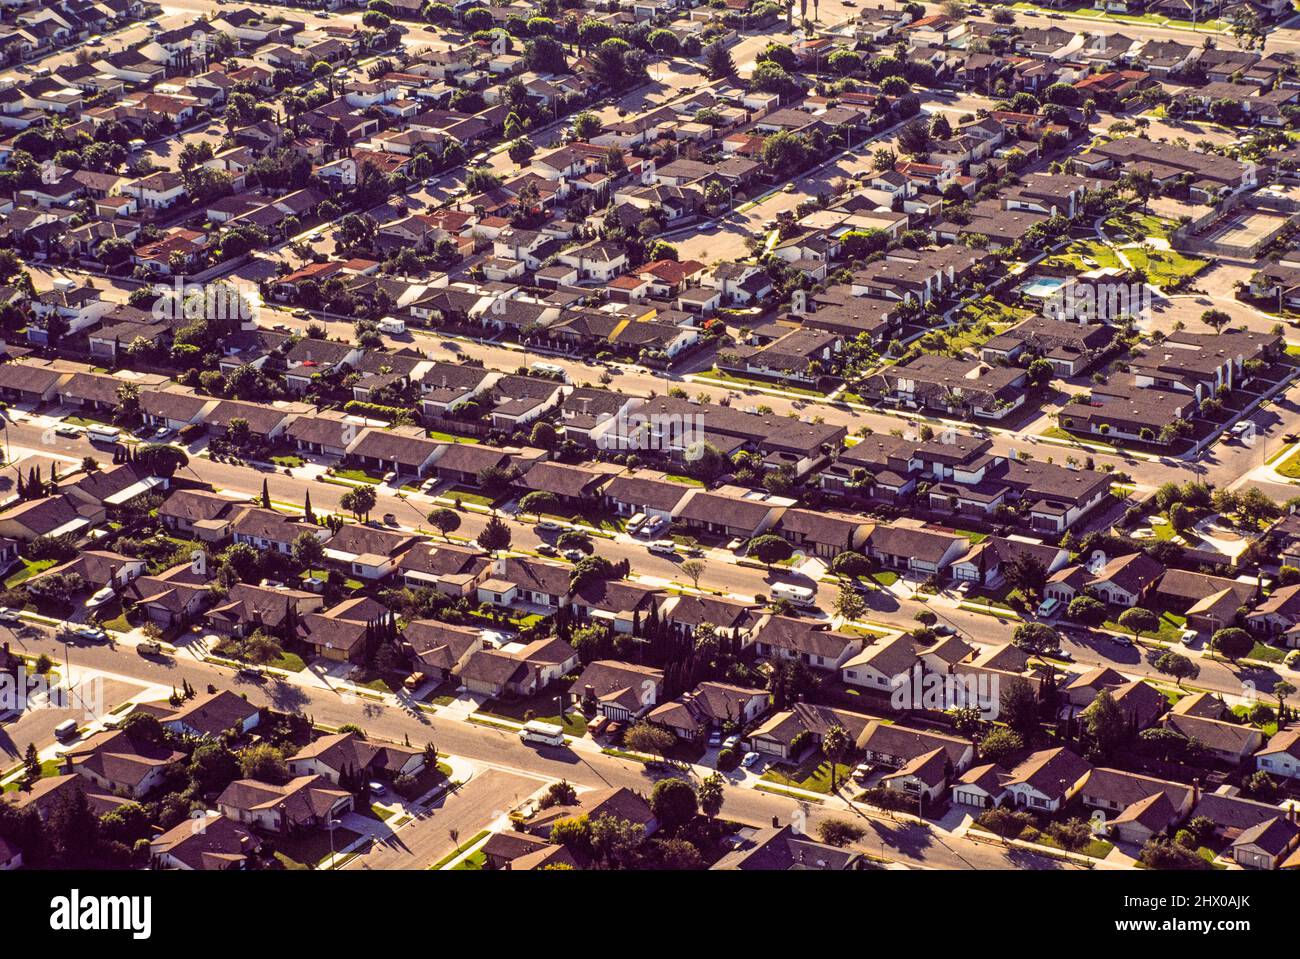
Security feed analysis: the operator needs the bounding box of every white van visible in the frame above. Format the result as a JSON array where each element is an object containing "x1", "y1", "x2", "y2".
[
  {"x1": 86, "y1": 425, "x2": 121, "y2": 445},
  {"x1": 529, "y1": 362, "x2": 567, "y2": 381},
  {"x1": 519, "y1": 720, "x2": 565, "y2": 747},
  {"x1": 54, "y1": 719, "x2": 77, "y2": 742},
  {"x1": 378, "y1": 316, "x2": 406, "y2": 334},
  {"x1": 771, "y1": 583, "x2": 815, "y2": 607},
  {"x1": 1037, "y1": 597, "x2": 1060, "y2": 619},
  {"x1": 639, "y1": 515, "x2": 668, "y2": 539},
  {"x1": 626, "y1": 512, "x2": 647, "y2": 535},
  {"x1": 648, "y1": 539, "x2": 676, "y2": 556}
]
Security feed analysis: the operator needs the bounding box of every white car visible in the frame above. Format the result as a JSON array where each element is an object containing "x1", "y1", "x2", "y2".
[
  {"x1": 740, "y1": 751, "x2": 761, "y2": 768},
  {"x1": 0, "y1": 607, "x2": 19, "y2": 623},
  {"x1": 536, "y1": 520, "x2": 562, "y2": 532},
  {"x1": 368, "y1": 781, "x2": 386, "y2": 795}
]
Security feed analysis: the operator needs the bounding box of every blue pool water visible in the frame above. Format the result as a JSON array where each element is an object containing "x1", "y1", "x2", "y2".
[{"x1": 1019, "y1": 276, "x2": 1067, "y2": 298}]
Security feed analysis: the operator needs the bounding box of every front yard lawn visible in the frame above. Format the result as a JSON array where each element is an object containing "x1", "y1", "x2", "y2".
[
  {"x1": 271, "y1": 825, "x2": 362, "y2": 870},
  {"x1": 760, "y1": 754, "x2": 856, "y2": 795},
  {"x1": 451, "y1": 849, "x2": 487, "y2": 870},
  {"x1": 446, "y1": 486, "x2": 500, "y2": 508},
  {"x1": 329, "y1": 467, "x2": 383, "y2": 484},
  {"x1": 479, "y1": 693, "x2": 588, "y2": 737}
]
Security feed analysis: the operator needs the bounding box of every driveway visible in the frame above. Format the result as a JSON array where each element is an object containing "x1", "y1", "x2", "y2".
[{"x1": 341, "y1": 767, "x2": 539, "y2": 870}]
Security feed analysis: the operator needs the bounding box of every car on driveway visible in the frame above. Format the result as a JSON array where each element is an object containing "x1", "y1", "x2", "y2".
[
  {"x1": 707, "y1": 730, "x2": 722, "y2": 748},
  {"x1": 741, "y1": 751, "x2": 761, "y2": 768},
  {"x1": 0, "y1": 607, "x2": 19, "y2": 623}
]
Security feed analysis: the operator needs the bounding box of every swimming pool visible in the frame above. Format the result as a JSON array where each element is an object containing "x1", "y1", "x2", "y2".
[{"x1": 1018, "y1": 276, "x2": 1067, "y2": 298}]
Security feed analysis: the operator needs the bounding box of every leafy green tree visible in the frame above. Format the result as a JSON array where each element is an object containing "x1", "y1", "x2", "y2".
[
  {"x1": 698, "y1": 772, "x2": 725, "y2": 821},
  {"x1": 624, "y1": 721, "x2": 674, "y2": 761},
  {"x1": 1012, "y1": 622, "x2": 1060, "y2": 657},
  {"x1": 1117, "y1": 607, "x2": 1159, "y2": 643},
  {"x1": 1209, "y1": 626, "x2": 1253, "y2": 663},
  {"x1": 519, "y1": 491, "x2": 559, "y2": 523},
  {"x1": 650, "y1": 778, "x2": 698, "y2": 830},
  {"x1": 476, "y1": 514, "x2": 512, "y2": 555},
  {"x1": 978, "y1": 727, "x2": 1024, "y2": 764},
  {"x1": 339, "y1": 484, "x2": 377, "y2": 522},
  {"x1": 749, "y1": 534, "x2": 793, "y2": 568},
  {"x1": 427, "y1": 507, "x2": 461, "y2": 540},
  {"x1": 1154, "y1": 651, "x2": 1199, "y2": 688},
  {"x1": 999, "y1": 676, "x2": 1040, "y2": 739},
  {"x1": 1067, "y1": 596, "x2": 1106, "y2": 626}
]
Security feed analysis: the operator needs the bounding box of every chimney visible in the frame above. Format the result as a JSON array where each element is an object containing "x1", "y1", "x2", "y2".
[{"x1": 1191, "y1": 777, "x2": 1200, "y2": 807}]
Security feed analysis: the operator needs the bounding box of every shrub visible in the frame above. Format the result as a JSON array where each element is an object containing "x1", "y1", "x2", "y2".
[{"x1": 716, "y1": 748, "x2": 739, "y2": 771}]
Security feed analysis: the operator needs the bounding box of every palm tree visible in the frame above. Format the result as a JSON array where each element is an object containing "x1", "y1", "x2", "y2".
[{"x1": 822, "y1": 724, "x2": 850, "y2": 794}]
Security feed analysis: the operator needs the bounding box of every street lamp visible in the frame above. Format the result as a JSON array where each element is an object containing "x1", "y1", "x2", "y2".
[{"x1": 326, "y1": 816, "x2": 342, "y2": 869}]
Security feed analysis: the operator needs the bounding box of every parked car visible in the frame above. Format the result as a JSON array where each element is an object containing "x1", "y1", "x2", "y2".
[
  {"x1": 740, "y1": 751, "x2": 761, "y2": 768},
  {"x1": 707, "y1": 730, "x2": 722, "y2": 748},
  {"x1": 536, "y1": 544, "x2": 558, "y2": 556},
  {"x1": 237, "y1": 666, "x2": 264, "y2": 680},
  {"x1": 137, "y1": 641, "x2": 163, "y2": 656},
  {"x1": 54, "y1": 424, "x2": 82, "y2": 438},
  {"x1": 368, "y1": 781, "x2": 386, "y2": 795},
  {"x1": 0, "y1": 608, "x2": 19, "y2": 623},
  {"x1": 561, "y1": 548, "x2": 585, "y2": 561},
  {"x1": 73, "y1": 626, "x2": 108, "y2": 643},
  {"x1": 537, "y1": 520, "x2": 562, "y2": 533},
  {"x1": 721, "y1": 734, "x2": 740, "y2": 751}
]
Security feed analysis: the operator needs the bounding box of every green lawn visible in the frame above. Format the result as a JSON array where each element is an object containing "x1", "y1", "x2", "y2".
[
  {"x1": 427, "y1": 430, "x2": 480, "y2": 445},
  {"x1": 1275, "y1": 446, "x2": 1300, "y2": 480},
  {"x1": 431, "y1": 829, "x2": 489, "y2": 870},
  {"x1": 3, "y1": 759, "x2": 64, "y2": 792},
  {"x1": 3, "y1": 559, "x2": 55, "y2": 589},
  {"x1": 1247, "y1": 642, "x2": 1287, "y2": 664},
  {"x1": 1042, "y1": 239, "x2": 1122, "y2": 272},
  {"x1": 760, "y1": 755, "x2": 855, "y2": 795},
  {"x1": 1122, "y1": 246, "x2": 1208, "y2": 289},
  {"x1": 696, "y1": 370, "x2": 826, "y2": 398},
  {"x1": 451, "y1": 850, "x2": 487, "y2": 870},
  {"x1": 479, "y1": 693, "x2": 588, "y2": 737},
  {"x1": 662, "y1": 474, "x2": 705, "y2": 487},
  {"x1": 871, "y1": 571, "x2": 899, "y2": 587},
  {"x1": 1103, "y1": 617, "x2": 1183, "y2": 644},
  {"x1": 329, "y1": 468, "x2": 383, "y2": 484},
  {"x1": 1104, "y1": 212, "x2": 1177, "y2": 242},
  {"x1": 446, "y1": 486, "x2": 500, "y2": 508},
  {"x1": 271, "y1": 454, "x2": 305, "y2": 468},
  {"x1": 272, "y1": 825, "x2": 363, "y2": 870}
]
